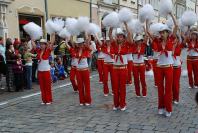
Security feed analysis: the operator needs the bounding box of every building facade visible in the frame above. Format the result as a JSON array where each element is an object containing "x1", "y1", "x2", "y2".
[{"x1": 1, "y1": 0, "x2": 197, "y2": 40}]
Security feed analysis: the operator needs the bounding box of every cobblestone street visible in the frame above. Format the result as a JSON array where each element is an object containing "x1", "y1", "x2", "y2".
[{"x1": 0, "y1": 50, "x2": 198, "y2": 133}]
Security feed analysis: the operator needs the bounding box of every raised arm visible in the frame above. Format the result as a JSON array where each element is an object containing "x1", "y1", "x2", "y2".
[
  {"x1": 145, "y1": 20, "x2": 154, "y2": 42},
  {"x1": 143, "y1": 21, "x2": 149, "y2": 44},
  {"x1": 109, "y1": 27, "x2": 114, "y2": 43},
  {"x1": 94, "y1": 34, "x2": 102, "y2": 46},
  {"x1": 85, "y1": 32, "x2": 91, "y2": 46},
  {"x1": 169, "y1": 13, "x2": 178, "y2": 37},
  {"x1": 124, "y1": 22, "x2": 133, "y2": 43},
  {"x1": 48, "y1": 33, "x2": 56, "y2": 50},
  {"x1": 65, "y1": 36, "x2": 71, "y2": 50}
]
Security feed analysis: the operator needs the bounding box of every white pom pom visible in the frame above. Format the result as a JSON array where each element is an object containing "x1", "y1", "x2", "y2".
[
  {"x1": 159, "y1": 0, "x2": 173, "y2": 17},
  {"x1": 166, "y1": 17, "x2": 174, "y2": 29},
  {"x1": 53, "y1": 18, "x2": 65, "y2": 33},
  {"x1": 178, "y1": 19, "x2": 188, "y2": 32},
  {"x1": 86, "y1": 23, "x2": 101, "y2": 35},
  {"x1": 58, "y1": 28, "x2": 71, "y2": 39},
  {"x1": 149, "y1": 23, "x2": 164, "y2": 35},
  {"x1": 127, "y1": 19, "x2": 144, "y2": 34},
  {"x1": 23, "y1": 22, "x2": 43, "y2": 40},
  {"x1": 76, "y1": 16, "x2": 90, "y2": 32},
  {"x1": 66, "y1": 18, "x2": 80, "y2": 35},
  {"x1": 45, "y1": 19, "x2": 57, "y2": 34},
  {"x1": 139, "y1": 4, "x2": 155, "y2": 23},
  {"x1": 118, "y1": 7, "x2": 133, "y2": 22},
  {"x1": 181, "y1": 11, "x2": 197, "y2": 26},
  {"x1": 102, "y1": 12, "x2": 121, "y2": 28}
]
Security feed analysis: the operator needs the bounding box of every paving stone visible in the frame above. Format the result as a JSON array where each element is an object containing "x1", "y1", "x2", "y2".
[{"x1": 0, "y1": 50, "x2": 196, "y2": 133}]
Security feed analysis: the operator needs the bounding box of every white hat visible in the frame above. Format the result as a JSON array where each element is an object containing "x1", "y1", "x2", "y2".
[
  {"x1": 116, "y1": 28, "x2": 125, "y2": 35},
  {"x1": 192, "y1": 31, "x2": 198, "y2": 35},
  {"x1": 134, "y1": 35, "x2": 144, "y2": 41},
  {"x1": 40, "y1": 39, "x2": 47, "y2": 43},
  {"x1": 76, "y1": 38, "x2": 85, "y2": 44},
  {"x1": 159, "y1": 24, "x2": 171, "y2": 32}
]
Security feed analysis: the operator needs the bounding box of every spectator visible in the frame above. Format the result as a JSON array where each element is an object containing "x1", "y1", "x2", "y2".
[
  {"x1": 88, "y1": 40, "x2": 97, "y2": 70},
  {"x1": 0, "y1": 37, "x2": 6, "y2": 89},
  {"x1": 13, "y1": 54, "x2": 24, "y2": 92},
  {"x1": 50, "y1": 62, "x2": 58, "y2": 83},
  {"x1": 55, "y1": 38, "x2": 69, "y2": 77},
  {"x1": 57, "y1": 57, "x2": 66, "y2": 80},
  {"x1": 23, "y1": 46, "x2": 36, "y2": 90},
  {"x1": 5, "y1": 39, "x2": 18, "y2": 92},
  {"x1": 13, "y1": 38, "x2": 20, "y2": 55},
  {"x1": 31, "y1": 41, "x2": 38, "y2": 82}
]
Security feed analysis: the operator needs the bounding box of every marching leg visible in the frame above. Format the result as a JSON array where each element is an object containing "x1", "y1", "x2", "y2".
[
  {"x1": 187, "y1": 60, "x2": 194, "y2": 88},
  {"x1": 133, "y1": 65, "x2": 141, "y2": 96},
  {"x1": 139, "y1": 65, "x2": 147, "y2": 97}
]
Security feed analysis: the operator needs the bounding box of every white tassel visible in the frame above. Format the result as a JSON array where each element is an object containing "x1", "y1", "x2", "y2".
[
  {"x1": 45, "y1": 19, "x2": 57, "y2": 34},
  {"x1": 178, "y1": 18, "x2": 188, "y2": 32},
  {"x1": 65, "y1": 18, "x2": 80, "y2": 36},
  {"x1": 145, "y1": 70, "x2": 154, "y2": 76},
  {"x1": 53, "y1": 18, "x2": 65, "y2": 33},
  {"x1": 102, "y1": 12, "x2": 121, "y2": 28},
  {"x1": 127, "y1": 19, "x2": 144, "y2": 34},
  {"x1": 159, "y1": 0, "x2": 173, "y2": 17},
  {"x1": 139, "y1": 4, "x2": 155, "y2": 23},
  {"x1": 149, "y1": 23, "x2": 164, "y2": 36},
  {"x1": 181, "y1": 69, "x2": 187, "y2": 77},
  {"x1": 23, "y1": 22, "x2": 43, "y2": 40},
  {"x1": 58, "y1": 28, "x2": 71, "y2": 39},
  {"x1": 118, "y1": 7, "x2": 133, "y2": 23},
  {"x1": 76, "y1": 16, "x2": 90, "y2": 32},
  {"x1": 86, "y1": 23, "x2": 101, "y2": 35},
  {"x1": 181, "y1": 11, "x2": 197, "y2": 26},
  {"x1": 166, "y1": 17, "x2": 174, "y2": 29}
]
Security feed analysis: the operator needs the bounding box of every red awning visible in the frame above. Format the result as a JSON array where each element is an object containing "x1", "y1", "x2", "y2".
[{"x1": 19, "y1": 19, "x2": 29, "y2": 25}]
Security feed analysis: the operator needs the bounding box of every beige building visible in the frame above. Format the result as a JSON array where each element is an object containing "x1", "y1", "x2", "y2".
[
  {"x1": 1, "y1": 0, "x2": 197, "y2": 41},
  {"x1": 47, "y1": 0, "x2": 90, "y2": 18},
  {"x1": 0, "y1": 0, "x2": 45, "y2": 40}
]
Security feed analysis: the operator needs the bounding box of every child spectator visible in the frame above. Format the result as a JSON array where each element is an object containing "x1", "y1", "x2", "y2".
[
  {"x1": 50, "y1": 62, "x2": 58, "y2": 83},
  {"x1": 13, "y1": 54, "x2": 24, "y2": 91},
  {"x1": 57, "y1": 57, "x2": 66, "y2": 80},
  {"x1": 23, "y1": 46, "x2": 36, "y2": 90}
]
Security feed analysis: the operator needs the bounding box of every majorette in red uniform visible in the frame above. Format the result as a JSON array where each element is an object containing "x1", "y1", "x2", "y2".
[
  {"x1": 185, "y1": 29, "x2": 198, "y2": 89},
  {"x1": 126, "y1": 40, "x2": 133, "y2": 85},
  {"x1": 148, "y1": 13, "x2": 178, "y2": 117},
  {"x1": 151, "y1": 37, "x2": 160, "y2": 87},
  {"x1": 32, "y1": 35, "x2": 55, "y2": 105},
  {"x1": 172, "y1": 36, "x2": 184, "y2": 104},
  {"x1": 65, "y1": 39, "x2": 78, "y2": 92},
  {"x1": 96, "y1": 38, "x2": 105, "y2": 83},
  {"x1": 109, "y1": 22, "x2": 133, "y2": 111},
  {"x1": 96, "y1": 37, "x2": 115, "y2": 96},
  {"x1": 75, "y1": 37, "x2": 92, "y2": 106},
  {"x1": 132, "y1": 35, "x2": 148, "y2": 97}
]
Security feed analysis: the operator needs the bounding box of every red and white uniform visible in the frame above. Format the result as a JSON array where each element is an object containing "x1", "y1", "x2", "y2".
[
  {"x1": 157, "y1": 35, "x2": 175, "y2": 113},
  {"x1": 37, "y1": 48, "x2": 53, "y2": 103},
  {"x1": 96, "y1": 42, "x2": 105, "y2": 82},
  {"x1": 126, "y1": 44, "x2": 133, "y2": 84},
  {"x1": 69, "y1": 47, "x2": 78, "y2": 91},
  {"x1": 172, "y1": 43, "x2": 183, "y2": 102},
  {"x1": 102, "y1": 44, "x2": 115, "y2": 95},
  {"x1": 76, "y1": 46, "x2": 92, "y2": 105},
  {"x1": 111, "y1": 41, "x2": 129, "y2": 109},
  {"x1": 132, "y1": 43, "x2": 147, "y2": 97},
  {"x1": 151, "y1": 38, "x2": 160, "y2": 87},
  {"x1": 186, "y1": 39, "x2": 198, "y2": 88}
]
